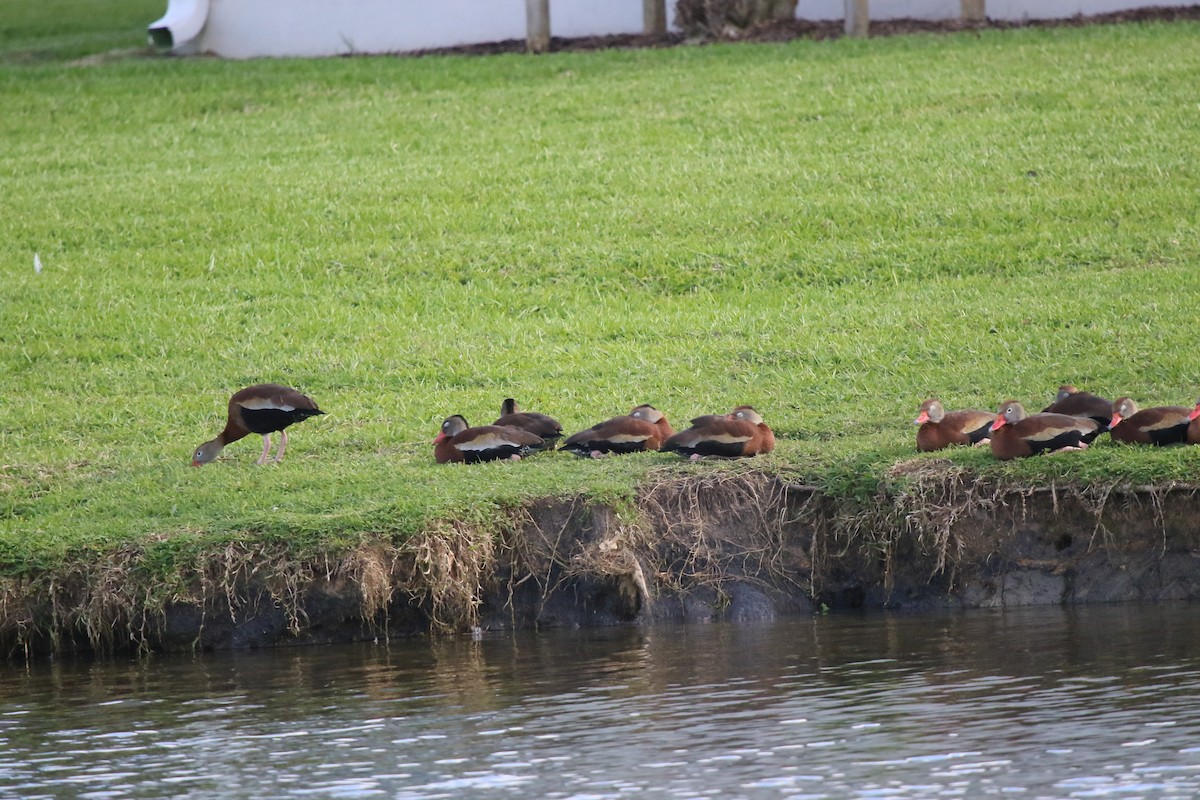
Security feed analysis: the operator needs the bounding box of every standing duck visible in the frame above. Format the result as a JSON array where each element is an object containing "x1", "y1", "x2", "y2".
[
  {"x1": 1108, "y1": 397, "x2": 1192, "y2": 446},
  {"x1": 434, "y1": 415, "x2": 546, "y2": 463},
  {"x1": 914, "y1": 399, "x2": 994, "y2": 452},
  {"x1": 192, "y1": 383, "x2": 325, "y2": 466},
  {"x1": 988, "y1": 400, "x2": 1099, "y2": 460},
  {"x1": 1041, "y1": 384, "x2": 1112, "y2": 429},
  {"x1": 493, "y1": 398, "x2": 563, "y2": 444},
  {"x1": 560, "y1": 404, "x2": 675, "y2": 458},
  {"x1": 661, "y1": 406, "x2": 775, "y2": 460}
]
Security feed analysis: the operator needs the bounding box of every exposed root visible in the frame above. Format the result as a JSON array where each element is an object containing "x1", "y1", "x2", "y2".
[
  {"x1": 885, "y1": 458, "x2": 1002, "y2": 580},
  {"x1": 5, "y1": 468, "x2": 1200, "y2": 657},
  {"x1": 497, "y1": 471, "x2": 802, "y2": 620},
  {"x1": 404, "y1": 521, "x2": 495, "y2": 633},
  {"x1": 634, "y1": 470, "x2": 801, "y2": 598},
  {"x1": 344, "y1": 543, "x2": 397, "y2": 621}
]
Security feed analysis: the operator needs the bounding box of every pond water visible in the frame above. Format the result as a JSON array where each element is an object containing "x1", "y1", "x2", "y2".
[{"x1": 2, "y1": 605, "x2": 1200, "y2": 799}]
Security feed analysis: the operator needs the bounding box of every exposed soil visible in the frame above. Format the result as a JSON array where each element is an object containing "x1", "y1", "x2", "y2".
[
  {"x1": 6, "y1": 468, "x2": 1200, "y2": 657},
  {"x1": 405, "y1": 6, "x2": 1200, "y2": 58}
]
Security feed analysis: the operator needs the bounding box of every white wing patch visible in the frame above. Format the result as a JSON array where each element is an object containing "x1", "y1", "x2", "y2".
[
  {"x1": 457, "y1": 432, "x2": 518, "y2": 451},
  {"x1": 240, "y1": 397, "x2": 295, "y2": 412},
  {"x1": 706, "y1": 433, "x2": 752, "y2": 444}
]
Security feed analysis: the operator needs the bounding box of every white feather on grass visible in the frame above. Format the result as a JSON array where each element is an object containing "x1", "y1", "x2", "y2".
[{"x1": 34, "y1": 253, "x2": 42, "y2": 274}]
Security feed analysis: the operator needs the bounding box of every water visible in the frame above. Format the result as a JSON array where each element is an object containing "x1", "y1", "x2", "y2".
[{"x1": 2, "y1": 605, "x2": 1200, "y2": 799}]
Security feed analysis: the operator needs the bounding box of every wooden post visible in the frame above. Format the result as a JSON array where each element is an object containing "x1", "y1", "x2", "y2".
[
  {"x1": 526, "y1": 0, "x2": 550, "y2": 53},
  {"x1": 643, "y1": 0, "x2": 667, "y2": 35},
  {"x1": 961, "y1": 0, "x2": 985, "y2": 22},
  {"x1": 844, "y1": 0, "x2": 868, "y2": 38}
]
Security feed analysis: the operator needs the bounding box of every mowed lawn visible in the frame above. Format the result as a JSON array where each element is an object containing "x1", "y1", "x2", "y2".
[{"x1": 2, "y1": 6, "x2": 1200, "y2": 576}]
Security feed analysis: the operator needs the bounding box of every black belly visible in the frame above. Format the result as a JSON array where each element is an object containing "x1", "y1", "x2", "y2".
[
  {"x1": 966, "y1": 421, "x2": 991, "y2": 444},
  {"x1": 1026, "y1": 429, "x2": 1087, "y2": 455},
  {"x1": 683, "y1": 440, "x2": 748, "y2": 458},
  {"x1": 239, "y1": 407, "x2": 317, "y2": 434},
  {"x1": 463, "y1": 444, "x2": 530, "y2": 464},
  {"x1": 1148, "y1": 424, "x2": 1189, "y2": 446},
  {"x1": 566, "y1": 439, "x2": 648, "y2": 456}
]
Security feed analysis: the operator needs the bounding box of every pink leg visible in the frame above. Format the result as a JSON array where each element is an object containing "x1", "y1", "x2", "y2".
[
  {"x1": 257, "y1": 434, "x2": 272, "y2": 465},
  {"x1": 274, "y1": 430, "x2": 289, "y2": 463},
  {"x1": 689, "y1": 453, "x2": 703, "y2": 461},
  {"x1": 510, "y1": 454, "x2": 522, "y2": 461}
]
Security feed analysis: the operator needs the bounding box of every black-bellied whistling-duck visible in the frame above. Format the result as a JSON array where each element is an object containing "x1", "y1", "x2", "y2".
[
  {"x1": 914, "y1": 399, "x2": 994, "y2": 452},
  {"x1": 192, "y1": 383, "x2": 325, "y2": 466},
  {"x1": 1108, "y1": 397, "x2": 1191, "y2": 446},
  {"x1": 1041, "y1": 384, "x2": 1112, "y2": 430},
  {"x1": 434, "y1": 415, "x2": 546, "y2": 464},
  {"x1": 988, "y1": 400, "x2": 1099, "y2": 461},
  {"x1": 493, "y1": 398, "x2": 563, "y2": 443},
  {"x1": 560, "y1": 404, "x2": 675, "y2": 458},
  {"x1": 1188, "y1": 399, "x2": 1200, "y2": 444},
  {"x1": 631, "y1": 404, "x2": 675, "y2": 441},
  {"x1": 661, "y1": 406, "x2": 775, "y2": 460}
]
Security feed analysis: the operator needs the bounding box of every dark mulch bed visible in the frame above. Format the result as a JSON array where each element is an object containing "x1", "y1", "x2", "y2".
[{"x1": 405, "y1": 5, "x2": 1200, "y2": 58}]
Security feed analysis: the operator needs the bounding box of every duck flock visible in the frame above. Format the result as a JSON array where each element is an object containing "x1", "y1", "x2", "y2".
[
  {"x1": 917, "y1": 385, "x2": 1200, "y2": 460},
  {"x1": 189, "y1": 383, "x2": 1200, "y2": 466}
]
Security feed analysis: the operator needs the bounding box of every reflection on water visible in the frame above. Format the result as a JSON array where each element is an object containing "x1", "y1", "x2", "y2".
[{"x1": 3, "y1": 605, "x2": 1200, "y2": 799}]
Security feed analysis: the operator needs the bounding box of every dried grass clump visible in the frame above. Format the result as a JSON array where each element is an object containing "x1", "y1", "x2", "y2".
[
  {"x1": 402, "y1": 521, "x2": 496, "y2": 632},
  {"x1": 636, "y1": 469, "x2": 802, "y2": 599}
]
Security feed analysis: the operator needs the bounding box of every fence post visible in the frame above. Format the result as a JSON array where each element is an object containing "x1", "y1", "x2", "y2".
[
  {"x1": 961, "y1": 0, "x2": 985, "y2": 22},
  {"x1": 844, "y1": 0, "x2": 868, "y2": 38},
  {"x1": 526, "y1": 0, "x2": 550, "y2": 53},
  {"x1": 644, "y1": 0, "x2": 667, "y2": 35}
]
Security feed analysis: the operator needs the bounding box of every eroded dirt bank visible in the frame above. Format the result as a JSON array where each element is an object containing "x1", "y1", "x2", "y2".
[{"x1": 4, "y1": 467, "x2": 1198, "y2": 657}]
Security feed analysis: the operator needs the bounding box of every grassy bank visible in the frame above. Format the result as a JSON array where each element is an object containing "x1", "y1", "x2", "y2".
[{"x1": 2, "y1": 8, "x2": 1200, "y2": 621}]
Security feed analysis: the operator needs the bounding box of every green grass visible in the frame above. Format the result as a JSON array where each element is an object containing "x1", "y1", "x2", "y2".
[
  {"x1": 2, "y1": 13, "x2": 1200, "y2": 580},
  {"x1": 0, "y1": 0, "x2": 162, "y2": 62}
]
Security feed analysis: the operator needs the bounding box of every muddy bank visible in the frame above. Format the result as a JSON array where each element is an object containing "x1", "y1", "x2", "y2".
[{"x1": 4, "y1": 468, "x2": 1198, "y2": 657}]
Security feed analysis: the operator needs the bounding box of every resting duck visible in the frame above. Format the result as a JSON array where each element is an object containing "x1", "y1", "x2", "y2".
[
  {"x1": 493, "y1": 398, "x2": 563, "y2": 443},
  {"x1": 989, "y1": 400, "x2": 1099, "y2": 460},
  {"x1": 560, "y1": 404, "x2": 675, "y2": 458},
  {"x1": 661, "y1": 406, "x2": 775, "y2": 460},
  {"x1": 1188, "y1": 399, "x2": 1200, "y2": 444},
  {"x1": 1108, "y1": 397, "x2": 1191, "y2": 446},
  {"x1": 1041, "y1": 384, "x2": 1112, "y2": 429},
  {"x1": 192, "y1": 383, "x2": 325, "y2": 466},
  {"x1": 434, "y1": 415, "x2": 546, "y2": 463},
  {"x1": 914, "y1": 399, "x2": 994, "y2": 452}
]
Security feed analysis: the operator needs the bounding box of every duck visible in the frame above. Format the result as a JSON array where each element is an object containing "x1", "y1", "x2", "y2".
[
  {"x1": 192, "y1": 383, "x2": 325, "y2": 466},
  {"x1": 560, "y1": 404, "x2": 675, "y2": 458},
  {"x1": 1188, "y1": 399, "x2": 1200, "y2": 444},
  {"x1": 1041, "y1": 384, "x2": 1112, "y2": 429},
  {"x1": 1109, "y1": 397, "x2": 1192, "y2": 446},
  {"x1": 988, "y1": 400, "x2": 1100, "y2": 460},
  {"x1": 434, "y1": 415, "x2": 546, "y2": 463},
  {"x1": 661, "y1": 406, "x2": 775, "y2": 460},
  {"x1": 493, "y1": 398, "x2": 563, "y2": 443},
  {"x1": 914, "y1": 399, "x2": 994, "y2": 452}
]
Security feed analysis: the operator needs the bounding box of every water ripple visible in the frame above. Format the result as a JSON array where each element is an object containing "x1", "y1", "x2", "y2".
[{"x1": 3, "y1": 607, "x2": 1200, "y2": 799}]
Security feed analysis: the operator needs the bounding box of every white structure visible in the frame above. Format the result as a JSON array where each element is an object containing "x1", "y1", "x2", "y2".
[
  {"x1": 800, "y1": 0, "x2": 1193, "y2": 20},
  {"x1": 149, "y1": 0, "x2": 1196, "y2": 59}
]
